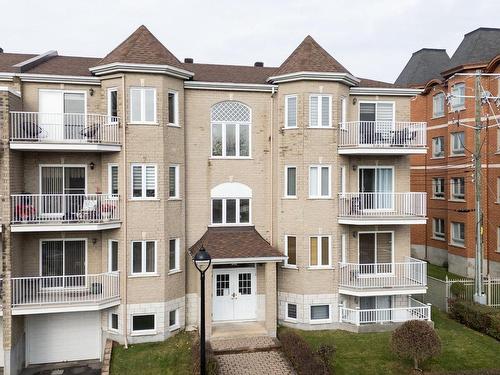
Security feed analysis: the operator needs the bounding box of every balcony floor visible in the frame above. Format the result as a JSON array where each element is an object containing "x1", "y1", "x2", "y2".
[
  {"x1": 338, "y1": 147, "x2": 427, "y2": 155},
  {"x1": 338, "y1": 217, "x2": 427, "y2": 225},
  {"x1": 11, "y1": 221, "x2": 121, "y2": 232},
  {"x1": 10, "y1": 141, "x2": 121, "y2": 152},
  {"x1": 12, "y1": 297, "x2": 120, "y2": 315},
  {"x1": 339, "y1": 285, "x2": 427, "y2": 296}
]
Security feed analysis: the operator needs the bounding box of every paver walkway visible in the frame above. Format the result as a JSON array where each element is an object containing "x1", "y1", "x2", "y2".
[{"x1": 212, "y1": 336, "x2": 295, "y2": 375}]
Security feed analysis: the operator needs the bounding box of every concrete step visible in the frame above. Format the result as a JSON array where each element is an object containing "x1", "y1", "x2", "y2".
[{"x1": 211, "y1": 335, "x2": 281, "y2": 355}]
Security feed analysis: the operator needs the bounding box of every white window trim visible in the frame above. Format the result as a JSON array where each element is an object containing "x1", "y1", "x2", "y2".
[
  {"x1": 451, "y1": 83, "x2": 466, "y2": 111},
  {"x1": 339, "y1": 166, "x2": 346, "y2": 194},
  {"x1": 107, "y1": 87, "x2": 118, "y2": 119},
  {"x1": 210, "y1": 122, "x2": 252, "y2": 159},
  {"x1": 210, "y1": 198, "x2": 252, "y2": 226},
  {"x1": 108, "y1": 240, "x2": 119, "y2": 273},
  {"x1": 129, "y1": 87, "x2": 157, "y2": 124},
  {"x1": 169, "y1": 309, "x2": 180, "y2": 331},
  {"x1": 39, "y1": 238, "x2": 88, "y2": 278},
  {"x1": 450, "y1": 177, "x2": 465, "y2": 201},
  {"x1": 450, "y1": 222, "x2": 465, "y2": 247},
  {"x1": 432, "y1": 137, "x2": 445, "y2": 158},
  {"x1": 309, "y1": 165, "x2": 331, "y2": 199},
  {"x1": 130, "y1": 164, "x2": 158, "y2": 200},
  {"x1": 432, "y1": 92, "x2": 445, "y2": 119},
  {"x1": 285, "y1": 303, "x2": 298, "y2": 323},
  {"x1": 284, "y1": 235, "x2": 297, "y2": 268},
  {"x1": 340, "y1": 96, "x2": 347, "y2": 129},
  {"x1": 432, "y1": 177, "x2": 445, "y2": 199},
  {"x1": 450, "y1": 132, "x2": 465, "y2": 156},
  {"x1": 356, "y1": 231, "x2": 395, "y2": 266},
  {"x1": 497, "y1": 177, "x2": 500, "y2": 203},
  {"x1": 108, "y1": 163, "x2": 119, "y2": 198},
  {"x1": 308, "y1": 235, "x2": 332, "y2": 269},
  {"x1": 341, "y1": 233, "x2": 347, "y2": 264},
  {"x1": 309, "y1": 94, "x2": 332, "y2": 128},
  {"x1": 131, "y1": 313, "x2": 157, "y2": 336},
  {"x1": 284, "y1": 166, "x2": 297, "y2": 198},
  {"x1": 130, "y1": 240, "x2": 158, "y2": 276},
  {"x1": 284, "y1": 95, "x2": 298, "y2": 129},
  {"x1": 168, "y1": 238, "x2": 181, "y2": 273},
  {"x1": 358, "y1": 100, "x2": 396, "y2": 124},
  {"x1": 432, "y1": 218, "x2": 446, "y2": 241},
  {"x1": 497, "y1": 227, "x2": 500, "y2": 253},
  {"x1": 168, "y1": 165, "x2": 180, "y2": 200},
  {"x1": 167, "y1": 90, "x2": 180, "y2": 127},
  {"x1": 309, "y1": 304, "x2": 332, "y2": 324},
  {"x1": 109, "y1": 312, "x2": 119, "y2": 333}
]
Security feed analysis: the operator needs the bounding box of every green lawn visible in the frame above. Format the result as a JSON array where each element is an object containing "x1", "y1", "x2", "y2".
[
  {"x1": 427, "y1": 263, "x2": 465, "y2": 281},
  {"x1": 285, "y1": 309, "x2": 499, "y2": 375},
  {"x1": 110, "y1": 331, "x2": 193, "y2": 375}
]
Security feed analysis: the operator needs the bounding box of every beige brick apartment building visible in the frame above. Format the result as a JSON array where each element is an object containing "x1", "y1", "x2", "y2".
[
  {"x1": 397, "y1": 28, "x2": 500, "y2": 277},
  {"x1": 0, "y1": 26, "x2": 428, "y2": 374}
]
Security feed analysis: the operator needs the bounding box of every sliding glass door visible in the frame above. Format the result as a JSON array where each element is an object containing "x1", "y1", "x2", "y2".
[
  {"x1": 358, "y1": 232, "x2": 393, "y2": 273},
  {"x1": 358, "y1": 167, "x2": 393, "y2": 209},
  {"x1": 41, "y1": 239, "x2": 86, "y2": 288}
]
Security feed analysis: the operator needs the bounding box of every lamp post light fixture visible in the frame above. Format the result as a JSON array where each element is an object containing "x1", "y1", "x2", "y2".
[{"x1": 193, "y1": 246, "x2": 212, "y2": 375}]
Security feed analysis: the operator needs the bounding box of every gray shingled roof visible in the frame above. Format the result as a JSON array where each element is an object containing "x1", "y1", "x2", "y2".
[
  {"x1": 448, "y1": 27, "x2": 500, "y2": 70},
  {"x1": 395, "y1": 48, "x2": 450, "y2": 87}
]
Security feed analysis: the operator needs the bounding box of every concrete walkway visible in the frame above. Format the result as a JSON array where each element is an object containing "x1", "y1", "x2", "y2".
[{"x1": 212, "y1": 336, "x2": 295, "y2": 375}]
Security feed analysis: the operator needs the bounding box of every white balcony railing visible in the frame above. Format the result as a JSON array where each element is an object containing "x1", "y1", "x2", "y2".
[
  {"x1": 340, "y1": 298, "x2": 431, "y2": 325},
  {"x1": 10, "y1": 112, "x2": 120, "y2": 144},
  {"x1": 338, "y1": 121, "x2": 426, "y2": 148},
  {"x1": 11, "y1": 194, "x2": 120, "y2": 224},
  {"x1": 338, "y1": 192, "x2": 426, "y2": 219},
  {"x1": 339, "y1": 257, "x2": 427, "y2": 289},
  {"x1": 12, "y1": 273, "x2": 120, "y2": 307}
]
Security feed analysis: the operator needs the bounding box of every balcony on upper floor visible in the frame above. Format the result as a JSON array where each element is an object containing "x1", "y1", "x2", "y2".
[
  {"x1": 338, "y1": 192, "x2": 427, "y2": 225},
  {"x1": 338, "y1": 257, "x2": 427, "y2": 296},
  {"x1": 11, "y1": 193, "x2": 121, "y2": 232},
  {"x1": 338, "y1": 121, "x2": 427, "y2": 155},
  {"x1": 11, "y1": 272, "x2": 120, "y2": 314},
  {"x1": 10, "y1": 112, "x2": 121, "y2": 152}
]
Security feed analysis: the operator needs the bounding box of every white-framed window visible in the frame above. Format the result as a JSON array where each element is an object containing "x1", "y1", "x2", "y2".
[
  {"x1": 131, "y1": 164, "x2": 157, "y2": 199},
  {"x1": 451, "y1": 132, "x2": 465, "y2": 155},
  {"x1": 284, "y1": 166, "x2": 297, "y2": 198},
  {"x1": 451, "y1": 177, "x2": 465, "y2": 200},
  {"x1": 432, "y1": 177, "x2": 445, "y2": 199},
  {"x1": 131, "y1": 314, "x2": 156, "y2": 335},
  {"x1": 497, "y1": 227, "x2": 500, "y2": 253},
  {"x1": 108, "y1": 164, "x2": 119, "y2": 196},
  {"x1": 451, "y1": 222, "x2": 465, "y2": 247},
  {"x1": 109, "y1": 312, "x2": 119, "y2": 332},
  {"x1": 433, "y1": 92, "x2": 445, "y2": 118},
  {"x1": 339, "y1": 166, "x2": 346, "y2": 194},
  {"x1": 341, "y1": 233, "x2": 347, "y2": 263},
  {"x1": 107, "y1": 88, "x2": 118, "y2": 118},
  {"x1": 169, "y1": 238, "x2": 180, "y2": 272},
  {"x1": 167, "y1": 90, "x2": 179, "y2": 126},
  {"x1": 284, "y1": 235, "x2": 297, "y2": 267},
  {"x1": 451, "y1": 83, "x2": 465, "y2": 110},
  {"x1": 309, "y1": 236, "x2": 331, "y2": 268},
  {"x1": 340, "y1": 96, "x2": 347, "y2": 128},
  {"x1": 310, "y1": 304, "x2": 331, "y2": 324},
  {"x1": 131, "y1": 240, "x2": 157, "y2": 275},
  {"x1": 211, "y1": 198, "x2": 251, "y2": 225},
  {"x1": 309, "y1": 165, "x2": 331, "y2": 198},
  {"x1": 130, "y1": 87, "x2": 156, "y2": 124},
  {"x1": 359, "y1": 101, "x2": 395, "y2": 124},
  {"x1": 285, "y1": 95, "x2": 297, "y2": 128},
  {"x1": 286, "y1": 303, "x2": 298, "y2": 322},
  {"x1": 168, "y1": 165, "x2": 180, "y2": 199},
  {"x1": 433, "y1": 218, "x2": 445, "y2": 240},
  {"x1": 108, "y1": 240, "x2": 119, "y2": 272},
  {"x1": 169, "y1": 309, "x2": 180, "y2": 330},
  {"x1": 497, "y1": 177, "x2": 500, "y2": 203},
  {"x1": 211, "y1": 101, "x2": 251, "y2": 158},
  {"x1": 432, "y1": 136, "x2": 445, "y2": 158},
  {"x1": 309, "y1": 94, "x2": 332, "y2": 128}
]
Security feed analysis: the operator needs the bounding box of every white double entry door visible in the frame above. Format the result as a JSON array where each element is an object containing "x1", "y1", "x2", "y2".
[{"x1": 213, "y1": 267, "x2": 257, "y2": 322}]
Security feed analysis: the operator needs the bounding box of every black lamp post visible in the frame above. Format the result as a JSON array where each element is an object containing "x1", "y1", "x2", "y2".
[{"x1": 193, "y1": 246, "x2": 211, "y2": 375}]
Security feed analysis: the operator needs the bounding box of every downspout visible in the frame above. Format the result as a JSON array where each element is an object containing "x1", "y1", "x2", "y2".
[
  {"x1": 121, "y1": 73, "x2": 129, "y2": 349},
  {"x1": 270, "y1": 86, "x2": 276, "y2": 244}
]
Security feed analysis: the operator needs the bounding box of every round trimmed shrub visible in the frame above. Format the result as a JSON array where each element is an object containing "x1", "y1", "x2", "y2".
[{"x1": 390, "y1": 320, "x2": 441, "y2": 370}]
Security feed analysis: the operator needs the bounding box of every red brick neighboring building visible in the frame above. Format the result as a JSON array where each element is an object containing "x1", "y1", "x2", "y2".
[{"x1": 396, "y1": 28, "x2": 500, "y2": 277}]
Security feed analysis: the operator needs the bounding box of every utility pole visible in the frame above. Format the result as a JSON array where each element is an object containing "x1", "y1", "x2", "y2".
[{"x1": 473, "y1": 70, "x2": 486, "y2": 304}]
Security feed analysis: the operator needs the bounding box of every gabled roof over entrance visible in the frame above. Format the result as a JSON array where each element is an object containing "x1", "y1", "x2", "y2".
[
  {"x1": 188, "y1": 226, "x2": 284, "y2": 263},
  {"x1": 97, "y1": 25, "x2": 184, "y2": 69}
]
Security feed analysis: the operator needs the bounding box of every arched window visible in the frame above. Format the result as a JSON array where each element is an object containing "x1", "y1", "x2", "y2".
[
  {"x1": 211, "y1": 101, "x2": 251, "y2": 158},
  {"x1": 211, "y1": 182, "x2": 252, "y2": 225}
]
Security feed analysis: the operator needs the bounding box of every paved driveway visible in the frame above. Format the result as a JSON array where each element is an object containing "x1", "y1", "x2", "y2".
[{"x1": 21, "y1": 361, "x2": 101, "y2": 375}]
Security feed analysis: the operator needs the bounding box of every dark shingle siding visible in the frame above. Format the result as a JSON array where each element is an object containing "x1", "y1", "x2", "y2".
[
  {"x1": 448, "y1": 28, "x2": 500, "y2": 69},
  {"x1": 395, "y1": 48, "x2": 450, "y2": 87}
]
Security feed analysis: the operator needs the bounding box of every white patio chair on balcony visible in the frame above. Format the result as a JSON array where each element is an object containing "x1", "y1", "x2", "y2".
[{"x1": 77, "y1": 199, "x2": 98, "y2": 221}]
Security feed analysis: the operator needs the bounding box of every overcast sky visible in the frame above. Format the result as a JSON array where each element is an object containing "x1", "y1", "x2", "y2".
[{"x1": 2, "y1": 0, "x2": 499, "y2": 82}]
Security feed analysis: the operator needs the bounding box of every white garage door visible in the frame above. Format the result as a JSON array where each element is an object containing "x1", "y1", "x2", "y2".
[
  {"x1": 0, "y1": 318, "x2": 4, "y2": 367},
  {"x1": 27, "y1": 312, "x2": 101, "y2": 365}
]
